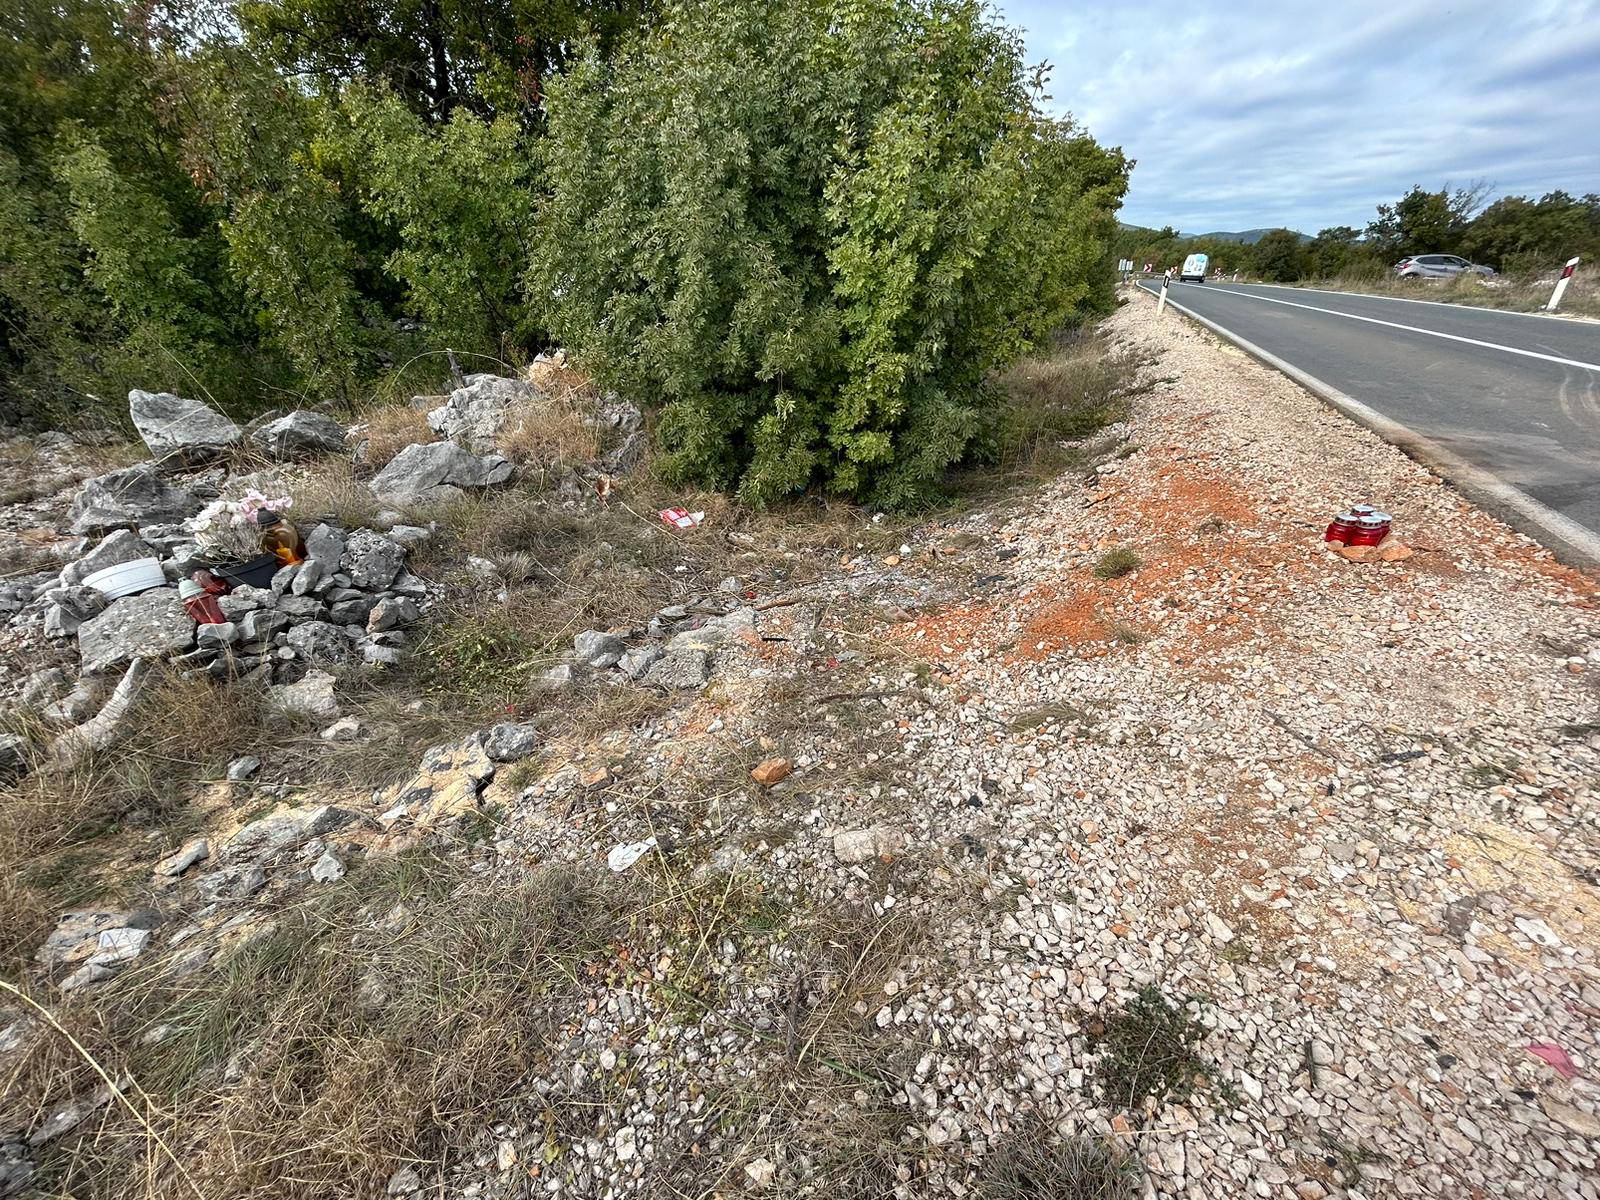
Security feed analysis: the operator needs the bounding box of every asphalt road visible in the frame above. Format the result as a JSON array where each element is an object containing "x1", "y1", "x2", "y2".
[{"x1": 1134, "y1": 278, "x2": 1600, "y2": 536}]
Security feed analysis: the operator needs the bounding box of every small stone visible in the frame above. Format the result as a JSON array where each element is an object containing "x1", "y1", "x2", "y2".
[
  {"x1": 574, "y1": 630, "x2": 626, "y2": 669},
  {"x1": 750, "y1": 757, "x2": 793, "y2": 787},
  {"x1": 267, "y1": 670, "x2": 340, "y2": 719},
  {"x1": 643, "y1": 647, "x2": 713, "y2": 690},
  {"x1": 195, "y1": 621, "x2": 238, "y2": 650},
  {"x1": 613, "y1": 1127, "x2": 637, "y2": 1162},
  {"x1": 367, "y1": 596, "x2": 420, "y2": 633},
  {"x1": 386, "y1": 1166, "x2": 422, "y2": 1195},
  {"x1": 311, "y1": 850, "x2": 346, "y2": 882},
  {"x1": 227, "y1": 755, "x2": 262, "y2": 781},
  {"x1": 618, "y1": 645, "x2": 664, "y2": 679},
  {"x1": 833, "y1": 825, "x2": 903, "y2": 864},
  {"x1": 744, "y1": 1157, "x2": 776, "y2": 1188},
  {"x1": 484, "y1": 722, "x2": 542, "y2": 763},
  {"x1": 341, "y1": 529, "x2": 406, "y2": 591},
  {"x1": 320, "y1": 716, "x2": 364, "y2": 742},
  {"x1": 154, "y1": 838, "x2": 209, "y2": 877}
]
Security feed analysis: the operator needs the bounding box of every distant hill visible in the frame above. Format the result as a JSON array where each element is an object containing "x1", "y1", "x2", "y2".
[
  {"x1": 1191, "y1": 228, "x2": 1311, "y2": 245},
  {"x1": 1116, "y1": 222, "x2": 1312, "y2": 245}
]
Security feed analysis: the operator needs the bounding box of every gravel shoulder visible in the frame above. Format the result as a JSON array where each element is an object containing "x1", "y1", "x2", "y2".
[{"x1": 850, "y1": 291, "x2": 1600, "y2": 1196}]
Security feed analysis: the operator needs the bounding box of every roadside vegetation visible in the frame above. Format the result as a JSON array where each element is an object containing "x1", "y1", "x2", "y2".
[{"x1": 1115, "y1": 185, "x2": 1600, "y2": 317}]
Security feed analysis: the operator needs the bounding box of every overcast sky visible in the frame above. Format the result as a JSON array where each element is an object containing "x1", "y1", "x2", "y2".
[{"x1": 997, "y1": 0, "x2": 1600, "y2": 235}]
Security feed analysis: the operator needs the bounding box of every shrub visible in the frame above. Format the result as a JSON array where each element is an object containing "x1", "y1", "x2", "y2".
[
  {"x1": 1093, "y1": 547, "x2": 1141, "y2": 579},
  {"x1": 535, "y1": 0, "x2": 1128, "y2": 509}
]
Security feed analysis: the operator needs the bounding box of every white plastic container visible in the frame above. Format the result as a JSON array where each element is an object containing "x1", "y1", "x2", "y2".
[{"x1": 82, "y1": 556, "x2": 166, "y2": 600}]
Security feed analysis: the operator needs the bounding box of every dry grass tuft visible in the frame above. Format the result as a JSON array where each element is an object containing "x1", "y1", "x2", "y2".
[
  {"x1": 494, "y1": 380, "x2": 605, "y2": 469},
  {"x1": 986, "y1": 330, "x2": 1147, "y2": 480},
  {"x1": 1092, "y1": 547, "x2": 1142, "y2": 580},
  {"x1": 355, "y1": 402, "x2": 436, "y2": 472},
  {"x1": 286, "y1": 454, "x2": 384, "y2": 529},
  {"x1": 0, "y1": 672, "x2": 281, "y2": 970},
  {"x1": 10, "y1": 854, "x2": 634, "y2": 1199},
  {"x1": 981, "y1": 1118, "x2": 1143, "y2": 1200}
]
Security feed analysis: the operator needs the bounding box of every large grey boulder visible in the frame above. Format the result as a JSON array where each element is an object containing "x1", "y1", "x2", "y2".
[
  {"x1": 76, "y1": 588, "x2": 194, "y2": 675},
  {"x1": 251, "y1": 411, "x2": 347, "y2": 460},
  {"x1": 426, "y1": 374, "x2": 543, "y2": 454},
  {"x1": 129, "y1": 390, "x2": 240, "y2": 460},
  {"x1": 68, "y1": 464, "x2": 199, "y2": 535},
  {"x1": 369, "y1": 441, "x2": 513, "y2": 506}
]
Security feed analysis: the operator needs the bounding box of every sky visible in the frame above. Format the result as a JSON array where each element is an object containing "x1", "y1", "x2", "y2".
[{"x1": 996, "y1": 0, "x2": 1600, "y2": 235}]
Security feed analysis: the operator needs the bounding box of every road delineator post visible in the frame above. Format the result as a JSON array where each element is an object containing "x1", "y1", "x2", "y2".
[
  {"x1": 1157, "y1": 272, "x2": 1170, "y2": 316},
  {"x1": 1547, "y1": 257, "x2": 1580, "y2": 312}
]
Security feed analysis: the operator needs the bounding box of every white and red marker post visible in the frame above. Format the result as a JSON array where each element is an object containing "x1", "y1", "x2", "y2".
[{"x1": 1547, "y1": 257, "x2": 1581, "y2": 312}]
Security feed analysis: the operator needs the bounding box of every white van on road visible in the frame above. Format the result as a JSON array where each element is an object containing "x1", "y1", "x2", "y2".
[{"x1": 1178, "y1": 253, "x2": 1209, "y2": 283}]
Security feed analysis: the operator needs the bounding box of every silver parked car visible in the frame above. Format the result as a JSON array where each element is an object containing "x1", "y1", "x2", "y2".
[{"x1": 1394, "y1": 253, "x2": 1495, "y2": 278}]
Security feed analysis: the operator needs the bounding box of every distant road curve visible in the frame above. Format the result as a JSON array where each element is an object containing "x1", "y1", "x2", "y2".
[{"x1": 1134, "y1": 278, "x2": 1600, "y2": 564}]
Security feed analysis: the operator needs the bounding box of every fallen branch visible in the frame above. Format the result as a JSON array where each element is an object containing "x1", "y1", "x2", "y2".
[{"x1": 1265, "y1": 709, "x2": 1340, "y2": 763}]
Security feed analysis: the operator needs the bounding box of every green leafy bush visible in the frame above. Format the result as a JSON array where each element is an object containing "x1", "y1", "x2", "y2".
[
  {"x1": 323, "y1": 86, "x2": 539, "y2": 358},
  {"x1": 535, "y1": 0, "x2": 1128, "y2": 509}
]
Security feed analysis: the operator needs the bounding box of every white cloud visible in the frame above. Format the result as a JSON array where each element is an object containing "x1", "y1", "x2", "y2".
[{"x1": 997, "y1": 0, "x2": 1600, "y2": 233}]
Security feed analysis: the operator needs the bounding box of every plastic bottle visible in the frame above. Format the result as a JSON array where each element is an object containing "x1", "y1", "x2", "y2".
[
  {"x1": 255, "y1": 510, "x2": 305, "y2": 565},
  {"x1": 192, "y1": 568, "x2": 228, "y2": 595},
  {"x1": 179, "y1": 578, "x2": 228, "y2": 624}
]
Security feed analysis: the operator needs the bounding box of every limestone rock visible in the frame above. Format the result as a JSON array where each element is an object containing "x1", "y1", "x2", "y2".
[
  {"x1": 341, "y1": 529, "x2": 406, "y2": 591},
  {"x1": 285, "y1": 620, "x2": 352, "y2": 664},
  {"x1": 369, "y1": 441, "x2": 513, "y2": 506},
  {"x1": 833, "y1": 825, "x2": 903, "y2": 864},
  {"x1": 251, "y1": 411, "x2": 347, "y2": 459},
  {"x1": 642, "y1": 647, "x2": 712, "y2": 690},
  {"x1": 426, "y1": 374, "x2": 544, "y2": 453},
  {"x1": 377, "y1": 737, "x2": 495, "y2": 834},
  {"x1": 129, "y1": 389, "x2": 240, "y2": 460},
  {"x1": 366, "y1": 595, "x2": 419, "y2": 633},
  {"x1": 76, "y1": 588, "x2": 193, "y2": 674},
  {"x1": 574, "y1": 630, "x2": 625, "y2": 669},
  {"x1": 68, "y1": 464, "x2": 198, "y2": 535},
  {"x1": 267, "y1": 669, "x2": 340, "y2": 718},
  {"x1": 484, "y1": 722, "x2": 542, "y2": 763},
  {"x1": 154, "y1": 838, "x2": 210, "y2": 877},
  {"x1": 229, "y1": 803, "x2": 355, "y2": 855}
]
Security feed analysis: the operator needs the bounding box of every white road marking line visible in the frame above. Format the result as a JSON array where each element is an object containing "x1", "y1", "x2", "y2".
[
  {"x1": 1167, "y1": 282, "x2": 1600, "y2": 373},
  {"x1": 1240, "y1": 281, "x2": 1597, "y2": 325}
]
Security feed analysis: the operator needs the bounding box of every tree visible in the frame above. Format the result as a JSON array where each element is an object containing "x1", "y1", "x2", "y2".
[
  {"x1": 239, "y1": 0, "x2": 656, "y2": 122},
  {"x1": 1304, "y1": 226, "x2": 1359, "y2": 276},
  {"x1": 1251, "y1": 228, "x2": 1308, "y2": 282},
  {"x1": 534, "y1": 0, "x2": 1128, "y2": 509},
  {"x1": 1366, "y1": 182, "x2": 1487, "y2": 257},
  {"x1": 1459, "y1": 192, "x2": 1600, "y2": 272}
]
